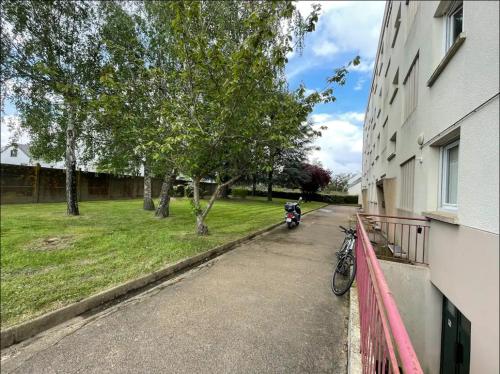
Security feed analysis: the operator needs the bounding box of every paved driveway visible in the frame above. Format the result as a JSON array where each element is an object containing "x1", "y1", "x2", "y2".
[{"x1": 1, "y1": 205, "x2": 357, "y2": 374}]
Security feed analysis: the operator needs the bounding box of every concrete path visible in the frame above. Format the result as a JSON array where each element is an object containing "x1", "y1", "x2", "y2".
[{"x1": 1, "y1": 206, "x2": 357, "y2": 374}]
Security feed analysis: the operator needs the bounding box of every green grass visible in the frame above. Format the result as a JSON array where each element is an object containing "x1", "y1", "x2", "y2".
[{"x1": 0, "y1": 197, "x2": 325, "y2": 327}]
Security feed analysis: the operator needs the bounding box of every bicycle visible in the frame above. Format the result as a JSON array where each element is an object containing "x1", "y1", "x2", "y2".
[{"x1": 331, "y1": 225, "x2": 357, "y2": 296}]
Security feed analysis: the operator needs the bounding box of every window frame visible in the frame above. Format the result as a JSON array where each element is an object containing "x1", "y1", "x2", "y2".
[
  {"x1": 445, "y1": 1, "x2": 463, "y2": 52},
  {"x1": 403, "y1": 55, "x2": 419, "y2": 121},
  {"x1": 399, "y1": 157, "x2": 416, "y2": 212},
  {"x1": 439, "y1": 139, "x2": 460, "y2": 211},
  {"x1": 10, "y1": 148, "x2": 18, "y2": 157}
]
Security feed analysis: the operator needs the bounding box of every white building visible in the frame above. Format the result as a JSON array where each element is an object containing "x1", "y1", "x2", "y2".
[
  {"x1": 362, "y1": 1, "x2": 498, "y2": 373},
  {"x1": 0, "y1": 143, "x2": 64, "y2": 169},
  {"x1": 347, "y1": 173, "x2": 362, "y2": 204}
]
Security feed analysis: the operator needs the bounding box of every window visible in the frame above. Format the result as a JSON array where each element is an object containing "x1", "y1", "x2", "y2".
[
  {"x1": 403, "y1": 56, "x2": 419, "y2": 120},
  {"x1": 446, "y1": 2, "x2": 463, "y2": 51},
  {"x1": 389, "y1": 68, "x2": 399, "y2": 105},
  {"x1": 400, "y1": 157, "x2": 415, "y2": 211},
  {"x1": 406, "y1": 0, "x2": 420, "y2": 36},
  {"x1": 387, "y1": 132, "x2": 397, "y2": 161},
  {"x1": 381, "y1": 117, "x2": 388, "y2": 151},
  {"x1": 10, "y1": 149, "x2": 18, "y2": 157},
  {"x1": 392, "y1": 4, "x2": 401, "y2": 48},
  {"x1": 440, "y1": 140, "x2": 459, "y2": 209},
  {"x1": 376, "y1": 134, "x2": 381, "y2": 160}
]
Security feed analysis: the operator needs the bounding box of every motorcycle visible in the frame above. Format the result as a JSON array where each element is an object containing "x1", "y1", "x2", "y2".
[{"x1": 284, "y1": 197, "x2": 302, "y2": 229}]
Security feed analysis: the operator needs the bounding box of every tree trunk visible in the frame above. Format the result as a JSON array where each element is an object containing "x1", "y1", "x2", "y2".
[
  {"x1": 193, "y1": 178, "x2": 208, "y2": 235},
  {"x1": 252, "y1": 174, "x2": 257, "y2": 196},
  {"x1": 267, "y1": 168, "x2": 273, "y2": 202},
  {"x1": 220, "y1": 184, "x2": 229, "y2": 199},
  {"x1": 193, "y1": 175, "x2": 241, "y2": 235},
  {"x1": 220, "y1": 175, "x2": 229, "y2": 198},
  {"x1": 65, "y1": 112, "x2": 79, "y2": 216},
  {"x1": 143, "y1": 162, "x2": 155, "y2": 211},
  {"x1": 155, "y1": 170, "x2": 176, "y2": 218}
]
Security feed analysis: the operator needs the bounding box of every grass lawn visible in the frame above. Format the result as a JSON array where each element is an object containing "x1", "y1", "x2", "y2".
[{"x1": 0, "y1": 197, "x2": 325, "y2": 327}]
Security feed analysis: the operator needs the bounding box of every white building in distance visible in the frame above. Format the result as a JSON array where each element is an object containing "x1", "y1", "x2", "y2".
[
  {"x1": 0, "y1": 143, "x2": 64, "y2": 169},
  {"x1": 347, "y1": 173, "x2": 362, "y2": 204}
]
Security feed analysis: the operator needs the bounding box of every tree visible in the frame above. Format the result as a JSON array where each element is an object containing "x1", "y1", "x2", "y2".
[
  {"x1": 259, "y1": 55, "x2": 361, "y2": 201},
  {"x1": 275, "y1": 157, "x2": 310, "y2": 190},
  {"x1": 93, "y1": 0, "x2": 177, "y2": 215},
  {"x1": 1, "y1": 0, "x2": 102, "y2": 215},
  {"x1": 151, "y1": 1, "x2": 320, "y2": 235},
  {"x1": 327, "y1": 173, "x2": 353, "y2": 193},
  {"x1": 299, "y1": 163, "x2": 332, "y2": 197}
]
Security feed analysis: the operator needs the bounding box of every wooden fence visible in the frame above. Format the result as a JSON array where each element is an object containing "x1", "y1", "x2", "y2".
[{"x1": 0, "y1": 164, "x2": 216, "y2": 204}]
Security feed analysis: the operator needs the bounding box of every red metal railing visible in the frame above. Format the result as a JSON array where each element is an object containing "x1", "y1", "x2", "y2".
[
  {"x1": 356, "y1": 213, "x2": 423, "y2": 374},
  {"x1": 359, "y1": 213, "x2": 430, "y2": 264}
]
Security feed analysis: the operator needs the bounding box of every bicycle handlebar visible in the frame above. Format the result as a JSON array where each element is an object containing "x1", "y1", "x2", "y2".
[{"x1": 339, "y1": 225, "x2": 356, "y2": 235}]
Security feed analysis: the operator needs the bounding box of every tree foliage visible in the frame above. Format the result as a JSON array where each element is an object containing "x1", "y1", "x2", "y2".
[
  {"x1": 326, "y1": 173, "x2": 353, "y2": 193},
  {"x1": 299, "y1": 163, "x2": 332, "y2": 194}
]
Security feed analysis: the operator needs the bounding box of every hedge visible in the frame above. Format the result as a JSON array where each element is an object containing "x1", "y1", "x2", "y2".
[{"x1": 230, "y1": 189, "x2": 359, "y2": 205}]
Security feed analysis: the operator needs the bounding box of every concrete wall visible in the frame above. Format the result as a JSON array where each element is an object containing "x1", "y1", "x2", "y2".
[
  {"x1": 379, "y1": 260, "x2": 442, "y2": 374},
  {"x1": 429, "y1": 221, "x2": 499, "y2": 374}
]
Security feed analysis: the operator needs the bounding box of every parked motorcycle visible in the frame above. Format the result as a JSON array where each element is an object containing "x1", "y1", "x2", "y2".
[{"x1": 284, "y1": 197, "x2": 302, "y2": 229}]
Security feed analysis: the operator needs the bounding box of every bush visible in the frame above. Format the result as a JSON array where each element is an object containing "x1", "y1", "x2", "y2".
[
  {"x1": 232, "y1": 188, "x2": 248, "y2": 199},
  {"x1": 235, "y1": 188, "x2": 359, "y2": 205},
  {"x1": 344, "y1": 195, "x2": 359, "y2": 204},
  {"x1": 174, "y1": 185, "x2": 185, "y2": 197}
]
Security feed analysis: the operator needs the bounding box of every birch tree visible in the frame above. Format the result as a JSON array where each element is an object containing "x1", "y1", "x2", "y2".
[{"x1": 1, "y1": 0, "x2": 102, "y2": 215}]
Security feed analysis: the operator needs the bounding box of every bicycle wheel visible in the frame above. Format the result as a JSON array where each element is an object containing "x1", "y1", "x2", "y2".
[{"x1": 332, "y1": 253, "x2": 356, "y2": 296}]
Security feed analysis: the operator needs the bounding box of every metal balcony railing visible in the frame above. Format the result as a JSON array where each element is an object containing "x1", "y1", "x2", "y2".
[
  {"x1": 355, "y1": 213, "x2": 423, "y2": 374},
  {"x1": 359, "y1": 213, "x2": 430, "y2": 264}
]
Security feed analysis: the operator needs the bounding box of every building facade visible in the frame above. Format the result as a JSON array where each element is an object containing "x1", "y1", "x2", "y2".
[
  {"x1": 362, "y1": 1, "x2": 499, "y2": 373},
  {"x1": 347, "y1": 174, "x2": 362, "y2": 204},
  {"x1": 0, "y1": 143, "x2": 65, "y2": 169}
]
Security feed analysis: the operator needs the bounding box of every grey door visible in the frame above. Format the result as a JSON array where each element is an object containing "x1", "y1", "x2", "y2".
[{"x1": 440, "y1": 297, "x2": 471, "y2": 374}]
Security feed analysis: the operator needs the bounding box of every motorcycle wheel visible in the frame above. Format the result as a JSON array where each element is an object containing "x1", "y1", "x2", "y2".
[{"x1": 287, "y1": 222, "x2": 293, "y2": 229}]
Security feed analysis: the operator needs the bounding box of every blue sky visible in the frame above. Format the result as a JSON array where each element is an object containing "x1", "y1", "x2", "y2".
[
  {"x1": 286, "y1": 1, "x2": 385, "y2": 174},
  {"x1": 1, "y1": 1, "x2": 385, "y2": 174}
]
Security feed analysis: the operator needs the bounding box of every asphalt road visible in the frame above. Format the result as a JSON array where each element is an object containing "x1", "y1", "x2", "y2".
[{"x1": 1, "y1": 205, "x2": 357, "y2": 374}]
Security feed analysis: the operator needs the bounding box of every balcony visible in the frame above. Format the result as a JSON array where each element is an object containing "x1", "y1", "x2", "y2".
[{"x1": 359, "y1": 213, "x2": 430, "y2": 264}]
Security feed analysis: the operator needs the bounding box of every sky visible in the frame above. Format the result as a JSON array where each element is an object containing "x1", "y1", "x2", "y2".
[
  {"x1": 1, "y1": 1, "x2": 385, "y2": 174},
  {"x1": 287, "y1": 1, "x2": 385, "y2": 174}
]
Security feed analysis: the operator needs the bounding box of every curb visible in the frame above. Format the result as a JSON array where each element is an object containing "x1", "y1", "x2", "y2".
[
  {"x1": 348, "y1": 284, "x2": 362, "y2": 374},
  {"x1": 0, "y1": 204, "x2": 327, "y2": 349}
]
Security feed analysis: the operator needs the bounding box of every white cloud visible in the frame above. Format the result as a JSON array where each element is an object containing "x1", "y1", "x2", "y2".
[
  {"x1": 287, "y1": 1, "x2": 384, "y2": 80},
  {"x1": 349, "y1": 59, "x2": 375, "y2": 73},
  {"x1": 312, "y1": 40, "x2": 339, "y2": 57},
  {"x1": 308, "y1": 112, "x2": 363, "y2": 174},
  {"x1": 353, "y1": 78, "x2": 366, "y2": 91},
  {"x1": 312, "y1": 2, "x2": 384, "y2": 58},
  {"x1": 338, "y1": 111, "x2": 365, "y2": 123},
  {"x1": 304, "y1": 88, "x2": 318, "y2": 96}
]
